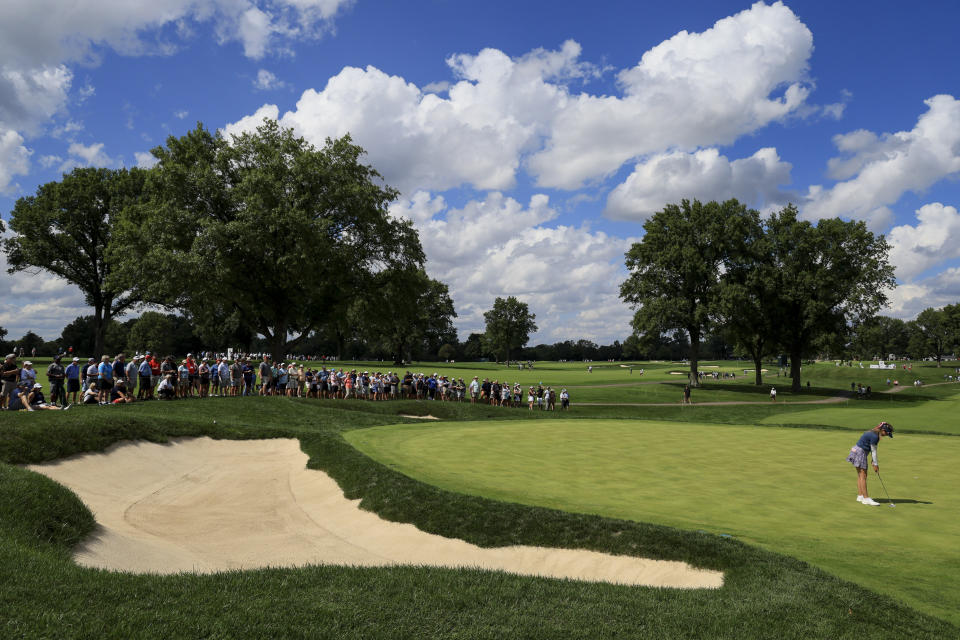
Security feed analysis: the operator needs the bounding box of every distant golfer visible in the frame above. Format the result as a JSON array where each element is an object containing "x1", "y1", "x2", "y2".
[
  {"x1": 682, "y1": 384, "x2": 691, "y2": 404},
  {"x1": 846, "y1": 421, "x2": 894, "y2": 506},
  {"x1": 770, "y1": 386, "x2": 777, "y2": 402}
]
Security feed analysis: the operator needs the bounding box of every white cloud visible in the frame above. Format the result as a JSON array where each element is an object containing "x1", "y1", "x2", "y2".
[
  {"x1": 0, "y1": 233, "x2": 90, "y2": 340},
  {"x1": 38, "y1": 154, "x2": 62, "y2": 169},
  {"x1": 528, "y1": 1, "x2": 813, "y2": 188},
  {"x1": 422, "y1": 81, "x2": 450, "y2": 94},
  {"x1": 887, "y1": 203, "x2": 960, "y2": 282},
  {"x1": 173, "y1": 109, "x2": 188, "y2": 119},
  {"x1": 885, "y1": 268, "x2": 960, "y2": 320},
  {"x1": 0, "y1": 64, "x2": 72, "y2": 134},
  {"x1": 253, "y1": 69, "x2": 285, "y2": 91},
  {"x1": 0, "y1": 1, "x2": 355, "y2": 68},
  {"x1": 803, "y1": 95, "x2": 960, "y2": 226},
  {"x1": 51, "y1": 119, "x2": 83, "y2": 138},
  {"x1": 134, "y1": 151, "x2": 159, "y2": 169},
  {"x1": 58, "y1": 141, "x2": 113, "y2": 172},
  {"x1": 604, "y1": 147, "x2": 793, "y2": 220},
  {"x1": 390, "y1": 191, "x2": 637, "y2": 343},
  {"x1": 0, "y1": 127, "x2": 31, "y2": 194},
  {"x1": 221, "y1": 103, "x2": 280, "y2": 140},
  {"x1": 227, "y1": 3, "x2": 813, "y2": 195}
]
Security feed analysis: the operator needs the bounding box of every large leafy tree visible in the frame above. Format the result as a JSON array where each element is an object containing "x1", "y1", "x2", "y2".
[
  {"x1": 483, "y1": 296, "x2": 537, "y2": 363},
  {"x1": 113, "y1": 120, "x2": 423, "y2": 361},
  {"x1": 357, "y1": 267, "x2": 457, "y2": 364},
  {"x1": 717, "y1": 206, "x2": 775, "y2": 384},
  {"x1": 850, "y1": 315, "x2": 910, "y2": 360},
  {"x1": 620, "y1": 199, "x2": 754, "y2": 385},
  {"x1": 766, "y1": 205, "x2": 895, "y2": 391},
  {"x1": 3, "y1": 167, "x2": 147, "y2": 356},
  {"x1": 908, "y1": 306, "x2": 956, "y2": 366}
]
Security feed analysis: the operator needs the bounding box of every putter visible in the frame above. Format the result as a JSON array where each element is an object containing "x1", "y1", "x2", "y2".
[{"x1": 876, "y1": 471, "x2": 895, "y2": 508}]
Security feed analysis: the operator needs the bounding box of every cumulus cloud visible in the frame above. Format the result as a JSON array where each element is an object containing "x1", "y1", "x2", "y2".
[
  {"x1": 0, "y1": 127, "x2": 31, "y2": 194},
  {"x1": 0, "y1": 233, "x2": 90, "y2": 340},
  {"x1": 0, "y1": 64, "x2": 72, "y2": 134},
  {"x1": 528, "y1": 1, "x2": 813, "y2": 188},
  {"x1": 134, "y1": 151, "x2": 159, "y2": 169},
  {"x1": 604, "y1": 147, "x2": 793, "y2": 220},
  {"x1": 390, "y1": 191, "x2": 637, "y2": 343},
  {"x1": 58, "y1": 141, "x2": 113, "y2": 172},
  {"x1": 803, "y1": 95, "x2": 960, "y2": 227},
  {"x1": 0, "y1": 0, "x2": 355, "y2": 68},
  {"x1": 226, "y1": 2, "x2": 813, "y2": 195},
  {"x1": 253, "y1": 69, "x2": 286, "y2": 91},
  {"x1": 887, "y1": 203, "x2": 960, "y2": 282}
]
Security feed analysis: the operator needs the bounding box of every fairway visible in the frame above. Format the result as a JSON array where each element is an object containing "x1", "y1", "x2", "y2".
[{"x1": 346, "y1": 419, "x2": 960, "y2": 625}]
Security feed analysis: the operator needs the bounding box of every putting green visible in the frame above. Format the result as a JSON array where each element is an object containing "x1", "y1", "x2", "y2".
[{"x1": 346, "y1": 419, "x2": 960, "y2": 625}]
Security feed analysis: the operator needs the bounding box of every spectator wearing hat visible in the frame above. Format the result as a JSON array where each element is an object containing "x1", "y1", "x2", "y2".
[
  {"x1": 1, "y1": 354, "x2": 20, "y2": 410},
  {"x1": 65, "y1": 357, "x2": 82, "y2": 404},
  {"x1": 28, "y1": 383, "x2": 60, "y2": 410},
  {"x1": 20, "y1": 361, "x2": 37, "y2": 388},
  {"x1": 46, "y1": 356, "x2": 66, "y2": 407}
]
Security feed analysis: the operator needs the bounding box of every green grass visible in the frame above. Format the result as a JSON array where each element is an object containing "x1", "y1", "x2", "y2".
[
  {"x1": 346, "y1": 419, "x2": 960, "y2": 625},
  {"x1": 2, "y1": 398, "x2": 958, "y2": 638}
]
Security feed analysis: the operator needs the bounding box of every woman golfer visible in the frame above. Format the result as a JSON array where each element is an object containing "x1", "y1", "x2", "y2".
[{"x1": 846, "y1": 421, "x2": 893, "y2": 505}]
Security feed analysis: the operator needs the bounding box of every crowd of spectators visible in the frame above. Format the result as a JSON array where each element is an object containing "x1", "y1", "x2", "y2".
[{"x1": 1, "y1": 352, "x2": 571, "y2": 411}]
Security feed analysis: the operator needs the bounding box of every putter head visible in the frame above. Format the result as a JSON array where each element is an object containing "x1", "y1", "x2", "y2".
[{"x1": 889, "y1": 503, "x2": 896, "y2": 508}]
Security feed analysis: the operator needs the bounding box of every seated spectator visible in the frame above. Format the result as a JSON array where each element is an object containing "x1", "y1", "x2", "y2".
[
  {"x1": 157, "y1": 375, "x2": 176, "y2": 400},
  {"x1": 28, "y1": 383, "x2": 61, "y2": 410},
  {"x1": 9, "y1": 382, "x2": 31, "y2": 411},
  {"x1": 82, "y1": 382, "x2": 99, "y2": 405},
  {"x1": 111, "y1": 380, "x2": 135, "y2": 404}
]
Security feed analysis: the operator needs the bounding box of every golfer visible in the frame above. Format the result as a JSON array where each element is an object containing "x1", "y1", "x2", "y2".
[{"x1": 846, "y1": 421, "x2": 894, "y2": 506}]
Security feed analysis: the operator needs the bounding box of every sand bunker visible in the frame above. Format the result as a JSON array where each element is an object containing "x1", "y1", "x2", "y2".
[
  {"x1": 28, "y1": 438, "x2": 722, "y2": 588},
  {"x1": 399, "y1": 414, "x2": 440, "y2": 420}
]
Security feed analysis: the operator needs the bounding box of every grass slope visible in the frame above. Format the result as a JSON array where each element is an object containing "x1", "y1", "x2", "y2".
[{"x1": 0, "y1": 398, "x2": 957, "y2": 638}]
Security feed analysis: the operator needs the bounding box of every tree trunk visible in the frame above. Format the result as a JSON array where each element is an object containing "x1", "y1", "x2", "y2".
[
  {"x1": 753, "y1": 354, "x2": 763, "y2": 386},
  {"x1": 688, "y1": 327, "x2": 700, "y2": 387},
  {"x1": 789, "y1": 348, "x2": 802, "y2": 392},
  {"x1": 93, "y1": 303, "x2": 107, "y2": 357}
]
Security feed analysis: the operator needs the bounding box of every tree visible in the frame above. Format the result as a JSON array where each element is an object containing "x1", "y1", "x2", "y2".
[
  {"x1": 4, "y1": 168, "x2": 146, "y2": 356},
  {"x1": 437, "y1": 344, "x2": 456, "y2": 361},
  {"x1": 850, "y1": 316, "x2": 909, "y2": 360},
  {"x1": 357, "y1": 268, "x2": 457, "y2": 364},
  {"x1": 620, "y1": 199, "x2": 754, "y2": 385},
  {"x1": 766, "y1": 205, "x2": 895, "y2": 391},
  {"x1": 14, "y1": 331, "x2": 45, "y2": 356},
  {"x1": 483, "y1": 296, "x2": 537, "y2": 363},
  {"x1": 718, "y1": 207, "x2": 778, "y2": 385},
  {"x1": 112, "y1": 120, "x2": 422, "y2": 362},
  {"x1": 910, "y1": 307, "x2": 954, "y2": 366},
  {"x1": 461, "y1": 333, "x2": 484, "y2": 361}
]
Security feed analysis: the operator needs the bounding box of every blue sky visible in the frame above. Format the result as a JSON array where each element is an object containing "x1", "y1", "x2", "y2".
[{"x1": 1, "y1": 1, "x2": 959, "y2": 344}]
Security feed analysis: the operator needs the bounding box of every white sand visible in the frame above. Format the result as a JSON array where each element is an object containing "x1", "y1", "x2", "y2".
[
  {"x1": 28, "y1": 438, "x2": 723, "y2": 588},
  {"x1": 399, "y1": 414, "x2": 440, "y2": 420}
]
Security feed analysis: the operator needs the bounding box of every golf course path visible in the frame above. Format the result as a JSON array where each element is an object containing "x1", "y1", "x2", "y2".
[{"x1": 28, "y1": 437, "x2": 723, "y2": 589}]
